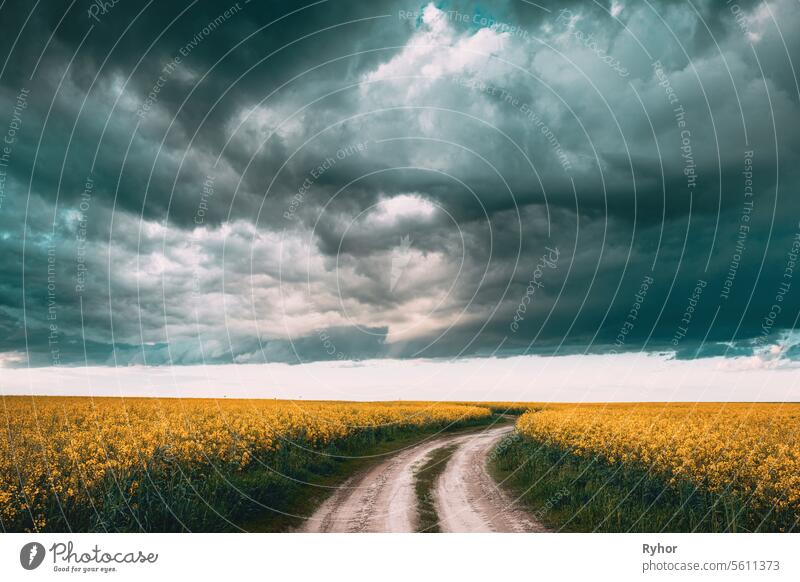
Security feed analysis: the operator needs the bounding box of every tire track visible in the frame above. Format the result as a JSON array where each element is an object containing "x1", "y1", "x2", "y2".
[
  {"x1": 301, "y1": 424, "x2": 545, "y2": 533},
  {"x1": 434, "y1": 426, "x2": 547, "y2": 532}
]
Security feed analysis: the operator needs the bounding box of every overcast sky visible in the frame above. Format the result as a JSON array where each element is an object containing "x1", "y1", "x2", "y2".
[{"x1": 0, "y1": 0, "x2": 799, "y2": 398}]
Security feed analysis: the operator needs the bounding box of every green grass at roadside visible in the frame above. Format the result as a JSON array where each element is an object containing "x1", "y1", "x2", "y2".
[{"x1": 491, "y1": 435, "x2": 793, "y2": 532}]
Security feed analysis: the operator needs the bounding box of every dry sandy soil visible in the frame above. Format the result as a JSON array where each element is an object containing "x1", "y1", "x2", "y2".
[{"x1": 300, "y1": 425, "x2": 545, "y2": 533}]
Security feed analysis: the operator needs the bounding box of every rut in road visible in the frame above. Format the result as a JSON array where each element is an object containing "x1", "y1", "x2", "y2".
[
  {"x1": 300, "y1": 425, "x2": 546, "y2": 533},
  {"x1": 433, "y1": 427, "x2": 545, "y2": 532}
]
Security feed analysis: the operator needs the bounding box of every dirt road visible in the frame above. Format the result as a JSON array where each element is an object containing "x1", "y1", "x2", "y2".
[{"x1": 301, "y1": 424, "x2": 545, "y2": 533}]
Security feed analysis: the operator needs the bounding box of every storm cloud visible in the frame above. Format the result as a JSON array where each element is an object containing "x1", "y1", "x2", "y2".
[{"x1": 0, "y1": 0, "x2": 799, "y2": 369}]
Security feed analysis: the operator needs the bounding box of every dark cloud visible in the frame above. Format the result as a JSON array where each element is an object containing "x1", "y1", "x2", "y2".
[{"x1": 0, "y1": 0, "x2": 799, "y2": 368}]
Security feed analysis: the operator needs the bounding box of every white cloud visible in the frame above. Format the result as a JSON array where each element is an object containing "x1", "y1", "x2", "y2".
[
  {"x1": 715, "y1": 331, "x2": 800, "y2": 371},
  {"x1": 0, "y1": 351, "x2": 27, "y2": 368},
  {"x1": 362, "y1": 2, "x2": 511, "y2": 98},
  {"x1": 370, "y1": 194, "x2": 437, "y2": 225}
]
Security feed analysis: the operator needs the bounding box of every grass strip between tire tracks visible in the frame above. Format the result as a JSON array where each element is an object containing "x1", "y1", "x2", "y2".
[{"x1": 414, "y1": 444, "x2": 459, "y2": 533}]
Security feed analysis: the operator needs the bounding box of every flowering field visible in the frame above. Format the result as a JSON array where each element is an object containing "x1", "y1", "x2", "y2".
[
  {"x1": 496, "y1": 403, "x2": 800, "y2": 532},
  {"x1": 0, "y1": 397, "x2": 490, "y2": 532},
  {"x1": 6, "y1": 398, "x2": 796, "y2": 533},
  {"x1": 457, "y1": 402, "x2": 542, "y2": 415}
]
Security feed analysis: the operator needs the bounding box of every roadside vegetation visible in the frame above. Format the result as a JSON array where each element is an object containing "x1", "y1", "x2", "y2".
[
  {"x1": 1, "y1": 397, "x2": 493, "y2": 532},
  {"x1": 492, "y1": 403, "x2": 800, "y2": 532},
  {"x1": 460, "y1": 402, "x2": 542, "y2": 415},
  {"x1": 413, "y1": 444, "x2": 459, "y2": 532}
]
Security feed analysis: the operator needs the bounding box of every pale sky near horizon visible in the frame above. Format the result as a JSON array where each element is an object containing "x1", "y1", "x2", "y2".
[{"x1": 3, "y1": 353, "x2": 798, "y2": 402}]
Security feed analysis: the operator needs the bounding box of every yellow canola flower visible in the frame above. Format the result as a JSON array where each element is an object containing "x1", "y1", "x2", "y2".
[
  {"x1": 0, "y1": 396, "x2": 490, "y2": 528},
  {"x1": 516, "y1": 403, "x2": 800, "y2": 515}
]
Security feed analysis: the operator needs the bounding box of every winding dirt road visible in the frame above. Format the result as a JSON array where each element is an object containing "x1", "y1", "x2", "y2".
[{"x1": 301, "y1": 425, "x2": 546, "y2": 533}]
